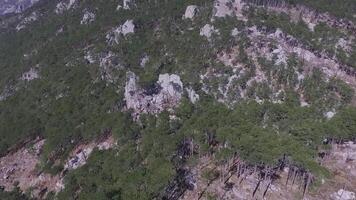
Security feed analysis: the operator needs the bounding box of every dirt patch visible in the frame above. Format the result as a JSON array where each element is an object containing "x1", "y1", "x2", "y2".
[{"x1": 0, "y1": 138, "x2": 61, "y2": 198}]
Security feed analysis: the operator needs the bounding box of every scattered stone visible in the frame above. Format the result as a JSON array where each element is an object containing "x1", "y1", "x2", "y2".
[
  {"x1": 106, "y1": 20, "x2": 135, "y2": 45},
  {"x1": 21, "y1": 68, "x2": 39, "y2": 81},
  {"x1": 231, "y1": 27, "x2": 239, "y2": 36},
  {"x1": 186, "y1": 87, "x2": 199, "y2": 104},
  {"x1": 16, "y1": 12, "x2": 39, "y2": 31},
  {"x1": 124, "y1": 72, "x2": 183, "y2": 118},
  {"x1": 325, "y1": 111, "x2": 336, "y2": 119},
  {"x1": 200, "y1": 24, "x2": 219, "y2": 40},
  {"x1": 84, "y1": 51, "x2": 96, "y2": 64},
  {"x1": 99, "y1": 51, "x2": 123, "y2": 82},
  {"x1": 183, "y1": 5, "x2": 198, "y2": 19},
  {"x1": 55, "y1": 0, "x2": 77, "y2": 14},
  {"x1": 331, "y1": 189, "x2": 356, "y2": 200},
  {"x1": 0, "y1": 138, "x2": 62, "y2": 198},
  {"x1": 140, "y1": 54, "x2": 150, "y2": 68},
  {"x1": 80, "y1": 10, "x2": 95, "y2": 25},
  {"x1": 213, "y1": 0, "x2": 245, "y2": 19},
  {"x1": 117, "y1": 0, "x2": 134, "y2": 10},
  {"x1": 0, "y1": 0, "x2": 40, "y2": 15}
]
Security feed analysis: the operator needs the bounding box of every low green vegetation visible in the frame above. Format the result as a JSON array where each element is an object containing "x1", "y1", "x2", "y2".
[{"x1": 0, "y1": 0, "x2": 355, "y2": 199}]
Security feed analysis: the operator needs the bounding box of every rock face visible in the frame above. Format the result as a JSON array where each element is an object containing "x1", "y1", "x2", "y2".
[
  {"x1": 64, "y1": 136, "x2": 115, "y2": 170},
  {"x1": 106, "y1": 20, "x2": 135, "y2": 45},
  {"x1": 16, "y1": 11, "x2": 38, "y2": 31},
  {"x1": 0, "y1": 0, "x2": 40, "y2": 15},
  {"x1": 213, "y1": 0, "x2": 245, "y2": 19},
  {"x1": 200, "y1": 24, "x2": 219, "y2": 40},
  {"x1": 183, "y1": 5, "x2": 198, "y2": 19},
  {"x1": 0, "y1": 138, "x2": 62, "y2": 198},
  {"x1": 80, "y1": 10, "x2": 95, "y2": 25},
  {"x1": 20, "y1": 68, "x2": 39, "y2": 81},
  {"x1": 331, "y1": 189, "x2": 356, "y2": 200},
  {"x1": 55, "y1": 0, "x2": 77, "y2": 14},
  {"x1": 117, "y1": 0, "x2": 134, "y2": 10},
  {"x1": 124, "y1": 72, "x2": 183, "y2": 118},
  {"x1": 99, "y1": 51, "x2": 123, "y2": 82},
  {"x1": 186, "y1": 87, "x2": 199, "y2": 104}
]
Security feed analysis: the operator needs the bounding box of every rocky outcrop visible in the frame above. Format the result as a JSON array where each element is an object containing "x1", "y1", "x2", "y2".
[
  {"x1": 20, "y1": 68, "x2": 39, "y2": 81},
  {"x1": 0, "y1": 135, "x2": 116, "y2": 198},
  {"x1": 213, "y1": 0, "x2": 246, "y2": 20},
  {"x1": 331, "y1": 189, "x2": 356, "y2": 200},
  {"x1": 99, "y1": 51, "x2": 124, "y2": 82},
  {"x1": 80, "y1": 10, "x2": 95, "y2": 25},
  {"x1": 55, "y1": 0, "x2": 78, "y2": 14},
  {"x1": 186, "y1": 87, "x2": 199, "y2": 104},
  {"x1": 64, "y1": 135, "x2": 115, "y2": 170},
  {"x1": 200, "y1": 24, "x2": 219, "y2": 40},
  {"x1": 124, "y1": 72, "x2": 183, "y2": 118},
  {"x1": 244, "y1": 0, "x2": 356, "y2": 34},
  {"x1": 116, "y1": 0, "x2": 135, "y2": 10},
  {"x1": 106, "y1": 20, "x2": 135, "y2": 45},
  {"x1": 183, "y1": 5, "x2": 198, "y2": 19},
  {"x1": 0, "y1": 138, "x2": 62, "y2": 198},
  {"x1": 0, "y1": 0, "x2": 40, "y2": 16},
  {"x1": 16, "y1": 11, "x2": 39, "y2": 31}
]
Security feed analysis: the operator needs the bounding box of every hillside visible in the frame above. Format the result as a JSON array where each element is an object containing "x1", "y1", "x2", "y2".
[{"x1": 0, "y1": 0, "x2": 355, "y2": 199}]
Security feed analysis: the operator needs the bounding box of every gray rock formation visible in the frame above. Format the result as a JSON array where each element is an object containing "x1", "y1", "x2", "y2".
[
  {"x1": 106, "y1": 20, "x2": 135, "y2": 45},
  {"x1": 124, "y1": 72, "x2": 183, "y2": 118},
  {"x1": 80, "y1": 10, "x2": 95, "y2": 25},
  {"x1": 0, "y1": 0, "x2": 40, "y2": 15}
]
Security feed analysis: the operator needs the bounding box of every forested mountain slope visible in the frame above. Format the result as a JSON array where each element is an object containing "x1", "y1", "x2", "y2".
[{"x1": 0, "y1": 0, "x2": 355, "y2": 199}]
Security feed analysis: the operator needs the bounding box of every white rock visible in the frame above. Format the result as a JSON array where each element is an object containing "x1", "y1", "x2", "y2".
[
  {"x1": 117, "y1": 0, "x2": 134, "y2": 10},
  {"x1": 55, "y1": 0, "x2": 77, "y2": 14},
  {"x1": 325, "y1": 111, "x2": 336, "y2": 119},
  {"x1": 213, "y1": 0, "x2": 245, "y2": 19},
  {"x1": 84, "y1": 51, "x2": 96, "y2": 64},
  {"x1": 331, "y1": 189, "x2": 356, "y2": 200},
  {"x1": 140, "y1": 55, "x2": 149, "y2": 68},
  {"x1": 16, "y1": 12, "x2": 38, "y2": 31},
  {"x1": 231, "y1": 28, "x2": 239, "y2": 36},
  {"x1": 123, "y1": 0, "x2": 133, "y2": 9},
  {"x1": 81, "y1": 10, "x2": 95, "y2": 25},
  {"x1": 124, "y1": 72, "x2": 183, "y2": 118},
  {"x1": 107, "y1": 20, "x2": 135, "y2": 45},
  {"x1": 186, "y1": 87, "x2": 199, "y2": 103},
  {"x1": 183, "y1": 5, "x2": 198, "y2": 19},
  {"x1": 300, "y1": 101, "x2": 309, "y2": 107},
  {"x1": 21, "y1": 68, "x2": 39, "y2": 81},
  {"x1": 121, "y1": 20, "x2": 135, "y2": 35},
  {"x1": 99, "y1": 51, "x2": 123, "y2": 82},
  {"x1": 200, "y1": 24, "x2": 219, "y2": 40}
]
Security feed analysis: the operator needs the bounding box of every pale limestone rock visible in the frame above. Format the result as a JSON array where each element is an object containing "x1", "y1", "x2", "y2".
[
  {"x1": 331, "y1": 189, "x2": 356, "y2": 200},
  {"x1": 186, "y1": 87, "x2": 199, "y2": 104},
  {"x1": 117, "y1": 0, "x2": 134, "y2": 10},
  {"x1": 84, "y1": 51, "x2": 96, "y2": 64},
  {"x1": 183, "y1": 5, "x2": 198, "y2": 19},
  {"x1": 325, "y1": 111, "x2": 336, "y2": 119},
  {"x1": 213, "y1": 0, "x2": 245, "y2": 19},
  {"x1": 0, "y1": 0, "x2": 40, "y2": 15},
  {"x1": 140, "y1": 54, "x2": 149, "y2": 68},
  {"x1": 231, "y1": 27, "x2": 239, "y2": 36},
  {"x1": 124, "y1": 72, "x2": 183, "y2": 118},
  {"x1": 106, "y1": 20, "x2": 135, "y2": 45},
  {"x1": 81, "y1": 10, "x2": 95, "y2": 25},
  {"x1": 21, "y1": 68, "x2": 39, "y2": 81},
  {"x1": 55, "y1": 0, "x2": 77, "y2": 14},
  {"x1": 99, "y1": 51, "x2": 123, "y2": 82},
  {"x1": 200, "y1": 24, "x2": 219, "y2": 40},
  {"x1": 16, "y1": 12, "x2": 38, "y2": 31}
]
